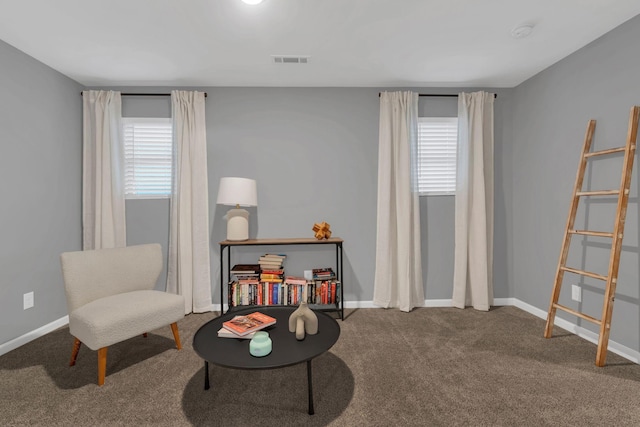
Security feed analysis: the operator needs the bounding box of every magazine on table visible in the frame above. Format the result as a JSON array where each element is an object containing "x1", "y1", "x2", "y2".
[
  {"x1": 217, "y1": 325, "x2": 255, "y2": 339},
  {"x1": 222, "y1": 311, "x2": 277, "y2": 337}
]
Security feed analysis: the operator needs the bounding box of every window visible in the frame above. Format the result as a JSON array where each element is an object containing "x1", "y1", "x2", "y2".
[
  {"x1": 122, "y1": 118, "x2": 173, "y2": 199},
  {"x1": 416, "y1": 117, "x2": 458, "y2": 195}
]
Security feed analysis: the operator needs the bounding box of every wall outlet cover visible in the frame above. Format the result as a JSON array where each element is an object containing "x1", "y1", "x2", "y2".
[
  {"x1": 23, "y1": 292, "x2": 34, "y2": 310},
  {"x1": 571, "y1": 285, "x2": 581, "y2": 302}
]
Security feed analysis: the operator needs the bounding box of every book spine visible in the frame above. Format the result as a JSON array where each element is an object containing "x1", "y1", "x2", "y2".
[
  {"x1": 331, "y1": 281, "x2": 336, "y2": 304},
  {"x1": 322, "y1": 281, "x2": 328, "y2": 304}
]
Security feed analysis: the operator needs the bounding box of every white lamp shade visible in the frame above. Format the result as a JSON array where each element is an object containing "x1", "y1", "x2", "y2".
[{"x1": 216, "y1": 177, "x2": 258, "y2": 207}]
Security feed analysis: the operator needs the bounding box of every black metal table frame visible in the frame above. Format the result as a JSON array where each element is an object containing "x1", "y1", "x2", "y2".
[
  {"x1": 203, "y1": 358, "x2": 317, "y2": 415},
  {"x1": 219, "y1": 238, "x2": 344, "y2": 320}
]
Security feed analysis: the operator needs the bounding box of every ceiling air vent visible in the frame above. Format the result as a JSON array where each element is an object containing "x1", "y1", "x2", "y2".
[{"x1": 272, "y1": 55, "x2": 310, "y2": 64}]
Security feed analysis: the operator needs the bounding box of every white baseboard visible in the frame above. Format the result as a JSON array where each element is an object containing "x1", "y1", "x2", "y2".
[
  {"x1": 512, "y1": 299, "x2": 640, "y2": 364},
  {"x1": 0, "y1": 315, "x2": 69, "y2": 357},
  {"x1": 194, "y1": 303, "x2": 216, "y2": 314},
  {"x1": 422, "y1": 299, "x2": 452, "y2": 307},
  {"x1": 344, "y1": 298, "x2": 513, "y2": 309},
  {"x1": 4, "y1": 298, "x2": 639, "y2": 365},
  {"x1": 344, "y1": 300, "x2": 378, "y2": 309},
  {"x1": 494, "y1": 297, "x2": 516, "y2": 306}
]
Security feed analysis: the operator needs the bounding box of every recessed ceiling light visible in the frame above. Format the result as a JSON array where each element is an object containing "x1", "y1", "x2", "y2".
[
  {"x1": 242, "y1": 0, "x2": 264, "y2": 5},
  {"x1": 511, "y1": 24, "x2": 534, "y2": 39}
]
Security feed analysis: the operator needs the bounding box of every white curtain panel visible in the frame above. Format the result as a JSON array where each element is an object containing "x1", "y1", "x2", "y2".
[
  {"x1": 81, "y1": 90, "x2": 126, "y2": 250},
  {"x1": 167, "y1": 90, "x2": 212, "y2": 314},
  {"x1": 373, "y1": 91, "x2": 425, "y2": 312},
  {"x1": 452, "y1": 91, "x2": 495, "y2": 311}
]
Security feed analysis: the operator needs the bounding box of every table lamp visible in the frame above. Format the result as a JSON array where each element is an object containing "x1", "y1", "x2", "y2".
[{"x1": 216, "y1": 177, "x2": 258, "y2": 241}]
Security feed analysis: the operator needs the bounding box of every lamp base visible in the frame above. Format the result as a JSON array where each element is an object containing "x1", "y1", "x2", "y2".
[{"x1": 226, "y1": 208, "x2": 250, "y2": 241}]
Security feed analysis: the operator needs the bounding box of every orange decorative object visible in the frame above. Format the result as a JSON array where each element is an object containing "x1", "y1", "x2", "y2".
[{"x1": 312, "y1": 222, "x2": 332, "y2": 240}]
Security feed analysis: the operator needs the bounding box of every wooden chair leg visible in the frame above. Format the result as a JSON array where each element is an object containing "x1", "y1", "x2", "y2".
[
  {"x1": 69, "y1": 338, "x2": 82, "y2": 367},
  {"x1": 170, "y1": 322, "x2": 182, "y2": 350},
  {"x1": 97, "y1": 347, "x2": 108, "y2": 386}
]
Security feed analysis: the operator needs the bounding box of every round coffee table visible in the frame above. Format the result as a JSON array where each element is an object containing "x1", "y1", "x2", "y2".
[{"x1": 193, "y1": 306, "x2": 340, "y2": 415}]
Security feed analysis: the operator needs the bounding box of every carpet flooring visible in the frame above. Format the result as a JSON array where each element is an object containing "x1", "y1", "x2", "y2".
[{"x1": 2, "y1": 306, "x2": 640, "y2": 426}]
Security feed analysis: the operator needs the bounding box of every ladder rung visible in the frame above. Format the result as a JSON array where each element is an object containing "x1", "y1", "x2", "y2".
[
  {"x1": 568, "y1": 229, "x2": 614, "y2": 238},
  {"x1": 576, "y1": 190, "x2": 620, "y2": 197},
  {"x1": 553, "y1": 303, "x2": 601, "y2": 325},
  {"x1": 584, "y1": 147, "x2": 626, "y2": 158},
  {"x1": 560, "y1": 266, "x2": 608, "y2": 281}
]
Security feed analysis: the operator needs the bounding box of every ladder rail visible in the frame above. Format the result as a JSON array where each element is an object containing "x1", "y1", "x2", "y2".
[
  {"x1": 544, "y1": 120, "x2": 596, "y2": 338},
  {"x1": 595, "y1": 106, "x2": 640, "y2": 366}
]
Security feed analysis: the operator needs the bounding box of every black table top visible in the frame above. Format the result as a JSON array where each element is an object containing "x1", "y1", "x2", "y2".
[{"x1": 193, "y1": 306, "x2": 341, "y2": 370}]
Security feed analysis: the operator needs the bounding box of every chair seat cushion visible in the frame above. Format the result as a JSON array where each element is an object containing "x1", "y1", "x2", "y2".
[{"x1": 69, "y1": 290, "x2": 185, "y2": 350}]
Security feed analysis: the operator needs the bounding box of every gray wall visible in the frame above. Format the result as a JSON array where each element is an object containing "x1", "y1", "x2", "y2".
[
  {"x1": 512, "y1": 14, "x2": 640, "y2": 351},
  {"x1": 0, "y1": 40, "x2": 516, "y2": 349},
  {"x1": 0, "y1": 39, "x2": 83, "y2": 344},
  {"x1": 108, "y1": 87, "x2": 513, "y2": 306}
]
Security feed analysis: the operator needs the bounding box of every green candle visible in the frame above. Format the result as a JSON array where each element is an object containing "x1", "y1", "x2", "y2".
[{"x1": 249, "y1": 331, "x2": 272, "y2": 357}]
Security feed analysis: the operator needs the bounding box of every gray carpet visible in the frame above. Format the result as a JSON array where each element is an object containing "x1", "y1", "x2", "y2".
[{"x1": 2, "y1": 306, "x2": 640, "y2": 426}]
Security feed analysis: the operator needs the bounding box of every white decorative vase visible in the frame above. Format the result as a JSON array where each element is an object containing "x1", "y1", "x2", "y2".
[{"x1": 288, "y1": 302, "x2": 318, "y2": 340}]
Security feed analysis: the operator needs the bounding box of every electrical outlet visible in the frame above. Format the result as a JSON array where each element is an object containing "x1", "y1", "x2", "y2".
[
  {"x1": 23, "y1": 292, "x2": 34, "y2": 310},
  {"x1": 571, "y1": 285, "x2": 581, "y2": 302}
]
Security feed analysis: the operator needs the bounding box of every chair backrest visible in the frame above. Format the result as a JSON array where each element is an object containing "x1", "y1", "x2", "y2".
[{"x1": 60, "y1": 244, "x2": 163, "y2": 313}]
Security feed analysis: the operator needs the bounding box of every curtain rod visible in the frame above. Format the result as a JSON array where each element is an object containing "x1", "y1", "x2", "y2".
[
  {"x1": 378, "y1": 93, "x2": 497, "y2": 98},
  {"x1": 81, "y1": 92, "x2": 207, "y2": 98}
]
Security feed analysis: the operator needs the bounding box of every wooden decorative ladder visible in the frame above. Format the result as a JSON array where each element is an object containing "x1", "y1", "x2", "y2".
[{"x1": 544, "y1": 106, "x2": 640, "y2": 366}]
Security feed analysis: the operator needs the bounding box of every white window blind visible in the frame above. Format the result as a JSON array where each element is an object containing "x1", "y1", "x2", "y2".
[
  {"x1": 417, "y1": 117, "x2": 458, "y2": 195},
  {"x1": 123, "y1": 117, "x2": 173, "y2": 199}
]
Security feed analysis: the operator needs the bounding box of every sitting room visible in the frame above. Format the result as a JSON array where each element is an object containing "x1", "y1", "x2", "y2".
[{"x1": 2, "y1": 1, "x2": 640, "y2": 425}]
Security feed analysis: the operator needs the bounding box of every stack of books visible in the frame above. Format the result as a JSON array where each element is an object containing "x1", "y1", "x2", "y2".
[
  {"x1": 255, "y1": 254, "x2": 284, "y2": 305},
  {"x1": 309, "y1": 268, "x2": 339, "y2": 305},
  {"x1": 284, "y1": 276, "x2": 310, "y2": 305},
  {"x1": 260, "y1": 264, "x2": 285, "y2": 305},
  {"x1": 230, "y1": 264, "x2": 261, "y2": 280},
  {"x1": 229, "y1": 264, "x2": 261, "y2": 307},
  {"x1": 217, "y1": 311, "x2": 277, "y2": 339},
  {"x1": 258, "y1": 253, "x2": 286, "y2": 270},
  {"x1": 312, "y1": 280, "x2": 340, "y2": 305},
  {"x1": 312, "y1": 267, "x2": 335, "y2": 280}
]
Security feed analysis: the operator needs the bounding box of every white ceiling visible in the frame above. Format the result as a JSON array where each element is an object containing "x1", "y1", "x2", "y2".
[{"x1": 1, "y1": 0, "x2": 639, "y2": 88}]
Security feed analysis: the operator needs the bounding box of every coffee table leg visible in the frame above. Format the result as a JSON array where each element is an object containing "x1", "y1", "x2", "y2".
[
  {"x1": 307, "y1": 360, "x2": 314, "y2": 415},
  {"x1": 204, "y1": 361, "x2": 210, "y2": 390}
]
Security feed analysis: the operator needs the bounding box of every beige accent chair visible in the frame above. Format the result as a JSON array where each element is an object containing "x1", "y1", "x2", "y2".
[{"x1": 60, "y1": 243, "x2": 185, "y2": 386}]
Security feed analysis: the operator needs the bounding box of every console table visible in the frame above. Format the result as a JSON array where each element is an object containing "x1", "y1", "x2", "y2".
[{"x1": 219, "y1": 237, "x2": 344, "y2": 320}]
